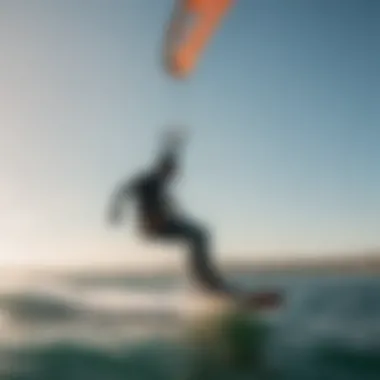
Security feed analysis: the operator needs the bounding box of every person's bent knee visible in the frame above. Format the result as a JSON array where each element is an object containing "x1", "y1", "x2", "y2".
[
  {"x1": 190, "y1": 223, "x2": 209, "y2": 244},
  {"x1": 191, "y1": 219, "x2": 210, "y2": 236}
]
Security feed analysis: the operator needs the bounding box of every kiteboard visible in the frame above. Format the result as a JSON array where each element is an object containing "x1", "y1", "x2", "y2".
[{"x1": 238, "y1": 290, "x2": 283, "y2": 311}]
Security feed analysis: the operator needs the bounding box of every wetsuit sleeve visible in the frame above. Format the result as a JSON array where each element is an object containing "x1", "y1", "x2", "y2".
[{"x1": 108, "y1": 176, "x2": 140, "y2": 224}]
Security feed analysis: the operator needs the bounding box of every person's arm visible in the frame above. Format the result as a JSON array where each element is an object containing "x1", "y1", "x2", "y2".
[{"x1": 107, "y1": 178, "x2": 137, "y2": 226}]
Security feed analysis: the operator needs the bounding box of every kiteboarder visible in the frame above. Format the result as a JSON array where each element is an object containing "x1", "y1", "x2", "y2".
[
  {"x1": 108, "y1": 130, "x2": 232, "y2": 295},
  {"x1": 108, "y1": 130, "x2": 281, "y2": 308}
]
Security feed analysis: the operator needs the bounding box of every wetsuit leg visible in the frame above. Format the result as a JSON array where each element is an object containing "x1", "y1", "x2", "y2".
[{"x1": 155, "y1": 218, "x2": 230, "y2": 295}]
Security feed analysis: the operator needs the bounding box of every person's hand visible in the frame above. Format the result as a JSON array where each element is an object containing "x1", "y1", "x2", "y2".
[{"x1": 144, "y1": 214, "x2": 165, "y2": 231}]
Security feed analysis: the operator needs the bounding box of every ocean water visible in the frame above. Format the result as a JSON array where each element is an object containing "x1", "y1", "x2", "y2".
[{"x1": 0, "y1": 270, "x2": 379, "y2": 380}]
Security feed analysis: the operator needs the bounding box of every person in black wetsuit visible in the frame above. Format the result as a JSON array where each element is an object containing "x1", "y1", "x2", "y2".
[{"x1": 107, "y1": 131, "x2": 231, "y2": 296}]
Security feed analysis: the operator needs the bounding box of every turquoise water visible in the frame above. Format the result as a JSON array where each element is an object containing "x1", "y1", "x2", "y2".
[{"x1": 0, "y1": 272, "x2": 379, "y2": 379}]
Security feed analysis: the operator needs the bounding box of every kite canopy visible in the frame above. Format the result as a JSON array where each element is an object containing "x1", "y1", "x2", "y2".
[{"x1": 164, "y1": 0, "x2": 234, "y2": 78}]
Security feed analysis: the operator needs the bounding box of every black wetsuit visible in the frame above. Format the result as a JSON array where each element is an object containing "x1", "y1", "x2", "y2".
[{"x1": 127, "y1": 168, "x2": 229, "y2": 295}]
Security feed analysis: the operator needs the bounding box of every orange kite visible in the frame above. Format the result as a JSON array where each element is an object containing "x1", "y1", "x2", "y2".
[{"x1": 164, "y1": 0, "x2": 235, "y2": 78}]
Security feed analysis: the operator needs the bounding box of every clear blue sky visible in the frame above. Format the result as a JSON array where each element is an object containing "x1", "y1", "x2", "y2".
[{"x1": 0, "y1": 0, "x2": 379, "y2": 267}]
